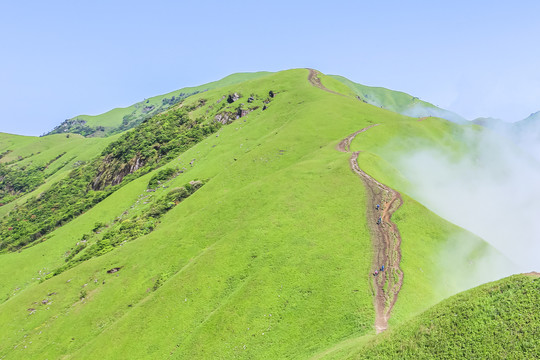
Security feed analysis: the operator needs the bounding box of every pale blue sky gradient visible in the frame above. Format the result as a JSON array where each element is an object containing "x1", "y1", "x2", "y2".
[{"x1": 1, "y1": 0, "x2": 539, "y2": 135}]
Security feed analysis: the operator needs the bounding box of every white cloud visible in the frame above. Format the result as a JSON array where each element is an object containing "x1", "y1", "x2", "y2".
[{"x1": 391, "y1": 126, "x2": 540, "y2": 273}]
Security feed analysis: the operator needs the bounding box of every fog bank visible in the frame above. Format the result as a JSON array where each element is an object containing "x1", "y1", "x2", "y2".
[{"x1": 393, "y1": 127, "x2": 540, "y2": 273}]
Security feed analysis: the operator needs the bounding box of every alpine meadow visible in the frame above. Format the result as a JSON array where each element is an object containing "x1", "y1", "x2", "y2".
[{"x1": 0, "y1": 68, "x2": 538, "y2": 359}]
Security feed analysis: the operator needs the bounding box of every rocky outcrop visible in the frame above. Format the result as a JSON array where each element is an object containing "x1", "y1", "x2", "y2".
[
  {"x1": 227, "y1": 93, "x2": 241, "y2": 103},
  {"x1": 215, "y1": 112, "x2": 233, "y2": 124},
  {"x1": 91, "y1": 154, "x2": 145, "y2": 190},
  {"x1": 142, "y1": 105, "x2": 155, "y2": 113}
]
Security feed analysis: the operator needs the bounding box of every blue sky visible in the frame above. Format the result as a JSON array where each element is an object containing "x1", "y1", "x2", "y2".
[{"x1": 1, "y1": 0, "x2": 539, "y2": 136}]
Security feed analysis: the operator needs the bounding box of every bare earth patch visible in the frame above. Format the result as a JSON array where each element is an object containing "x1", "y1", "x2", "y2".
[{"x1": 337, "y1": 126, "x2": 404, "y2": 333}]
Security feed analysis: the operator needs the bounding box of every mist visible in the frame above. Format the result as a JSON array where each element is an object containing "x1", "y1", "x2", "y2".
[
  {"x1": 391, "y1": 126, "x2": 540, "y2": 276},
  {"x1": 401, "y1": 103, "x2": 467, "y2": 124}
]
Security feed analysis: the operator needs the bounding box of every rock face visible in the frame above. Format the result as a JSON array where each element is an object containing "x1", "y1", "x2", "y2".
[
  {"x1": 215, "y1": 112, "x2": 233, "y2": 124},
  {"x1": 91, "y1": 154, "x2": 145, "y2": 190},
  {"x1": 237, "y1": 108, "x2": 251, "y2": 118},
  {"x1": 227, "y1": 93, "x2": 241, "y2": 104},
  {"x1": 142, "y1": 105, "x2": 155, "y2": 113}
]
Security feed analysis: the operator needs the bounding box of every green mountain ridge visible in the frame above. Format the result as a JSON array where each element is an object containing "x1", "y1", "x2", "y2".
[
  {"x1": 0, "y1": 69, "x2": 532, "y2": 359},
  {"x1": 330, "y1": 75, "x2": 468, "y2": 124},
  {"x1": 44, "y1": 70, "x2": 474, "y2": 139},
  {"x1": 45, "y1": 71, "x2": 272, "y2": 137}
]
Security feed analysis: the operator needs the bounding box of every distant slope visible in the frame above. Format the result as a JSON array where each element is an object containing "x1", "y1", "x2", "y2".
[
  {"x1": 471, "y1": 112, "x2": 540, "y2": 161},
  {"x1": 514, "y1": 110, "x2": 540, "y2": 129},
  {"x1": 45, "y1": 71, "x2": 272, "y2": 137},
  {"x1": 320, "y1": 273, "x2": 540, "y2": 359},
  {"x1": 471, "y1": 116, "x2": 509, "y2": 129},
  {"x1": 0, "y1": 132, "x2": 117, "y2": 216},
  {"x1": 330, "y1": 75, "x2": 467, "y2": 124},
  {"x1": 513, "y1": 110, "x2": 540, "y2": 138}
]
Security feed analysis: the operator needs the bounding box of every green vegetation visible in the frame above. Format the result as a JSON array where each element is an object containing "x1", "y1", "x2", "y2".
[
  {"x1": 147, "y1": 167, "x2": 177, "y2": 189},
  {"x1": 0, "y1": 163, "x2": 45, "y2": 204},
  {"x1": 49, "y1": 180, "x2": 204, "y2": 279},
  {"x1": 0, "y1": 104, "x2": 220, "y2": 252},
  {"x1": 330, "y1": 74, "x2": 467, "y2": 123},
  {"x1": 0, "y1": 132, "x2": 118, "y2": 219},
  {"x1": 45, "y1": 71, "x2": 272, "y2": 137},
  {"x1": 0, "y1": 69, "x2": 525, "y2": 359},
  {"x1": 91, "y1": 106, "x2": 219, "y2": 190},
  {"x1": 325, "y1": 274, "x2": 539, "y2": 359}
]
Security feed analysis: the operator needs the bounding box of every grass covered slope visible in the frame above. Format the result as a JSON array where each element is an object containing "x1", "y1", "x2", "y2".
[
  {"x1": 346, "y1": 117, "x2": 515, "y2": 324},
  {"x1": 330, "y1": 75, "x2": 467, "y2": 124},
  {"x1": 0, "y1": 69, "x2": 516, "y2": 359},
  {"x1": 46, "y1": 71, "x2": 271, "y2": 137},
  {"x1": 332, "y1": 273, "x2": 540, "y2": 359},
  {"x1": 0, "y1": 132, "x2": 117, "y2": 217},
  {"x1": 0, "y1": 69, "x2": 376, "y2": 359}
]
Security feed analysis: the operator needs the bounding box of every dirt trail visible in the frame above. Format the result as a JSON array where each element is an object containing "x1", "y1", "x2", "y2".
[
  {"x1": 337, "y1": 126, "x2": 404, "y2": 333},
  {"x1": 307, "y1": 68, "x2": 345, "y2": 96}
]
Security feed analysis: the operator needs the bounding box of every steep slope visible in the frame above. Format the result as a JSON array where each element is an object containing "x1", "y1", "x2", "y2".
[
  {"x1": 318, "y1": 273, "x2": 540, "y2": 359},
  {"x1": 0, "y1": 132, "x2": 118, "y2": 217},
  {"x1": 0, "y1": 69, "x2": 514, "y2": 359},
  {"x1": 330, "y1": 75, "x2": 467, "y2": 124},
  {"x1": 336, "y1": 126, "x2": 404, "y2": 334},
  {"x1": 45, "y1": 72, "x2": 271, "y2": 137}
]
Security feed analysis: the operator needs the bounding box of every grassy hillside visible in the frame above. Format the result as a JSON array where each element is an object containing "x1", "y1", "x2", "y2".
[
  {"x1": 330, "y1": 75, "x2": 467, "y2": 124},
  {"x1": 0, "y1": 69, "x2": 516, "y2": 359},
  {"x1": 346, "y1": 117, "x2": 515, "y2": 323},
  {"x1": 46, "y1": 71, "x2": 271, "y2": 137},
  {"x1": 0, "y1": 132, "x2": 118, "y2": 217},
  {"x1": 320, "y1": 273, "x2": 540, "y2": 359}
]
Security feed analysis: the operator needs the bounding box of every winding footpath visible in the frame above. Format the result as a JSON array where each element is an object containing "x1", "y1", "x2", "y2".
[
  {"x1": 307, "y1": 69, "x2": 404, "y2": 333},
  {"x1": 337, "y1": 127, "x2": 404, "y2": 333},
  {"x1": 307, "y1": 68, "x2": 345, "y2": 96}
]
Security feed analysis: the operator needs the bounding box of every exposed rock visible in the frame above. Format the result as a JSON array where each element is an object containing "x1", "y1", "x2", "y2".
[
  {"x1": 92, "y1": 154, "x2": 145, "y2": 190},
  {"x1": 356, "y1": 95, "x2": 367, "y2": 103},
  {"x1": 263, "y1": 105, "x2": 267, "y2": 111},
  {"x1": 247, "y1": 96, "x2": 254, "y2": 103},
  {"x1": 227, "y1": 93, "x2": 241, "y2": 104},
  {"x1": 215, "y1": 112, "x2": 233, "y2": 124},
  {"x1": 142, "y1": 105, "x2": 155, "y2": 113},
  {"x1": 237, "y1": 108, "x2": 251, "y2": 118},
  {"x1": 107, "y1": 267, "x2": 122, "y2": 274}
]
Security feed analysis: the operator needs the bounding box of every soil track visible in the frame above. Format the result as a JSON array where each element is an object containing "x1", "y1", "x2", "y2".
[
  {"x1": 307, "y1": 68, "x2": 345, "y2": 96},
  {"x1": 337, "y1": 126, "x2": 404, "y2": 333}
]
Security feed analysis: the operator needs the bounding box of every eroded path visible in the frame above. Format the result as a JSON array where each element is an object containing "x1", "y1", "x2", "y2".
[
  {"x1": 307, "y1": 68, "x2": 345, "y2": 96},
  {"x1": 337, "y1": 126, "x2": 404, "y2": 333}
]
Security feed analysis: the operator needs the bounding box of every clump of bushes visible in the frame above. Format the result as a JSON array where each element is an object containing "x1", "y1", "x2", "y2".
[
  {"x1": 147, "y1": 168, "x2": 177, "y2": 189},
  {"x1": 48, "y1": 180, "x2": 205, "y2": 278}
]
